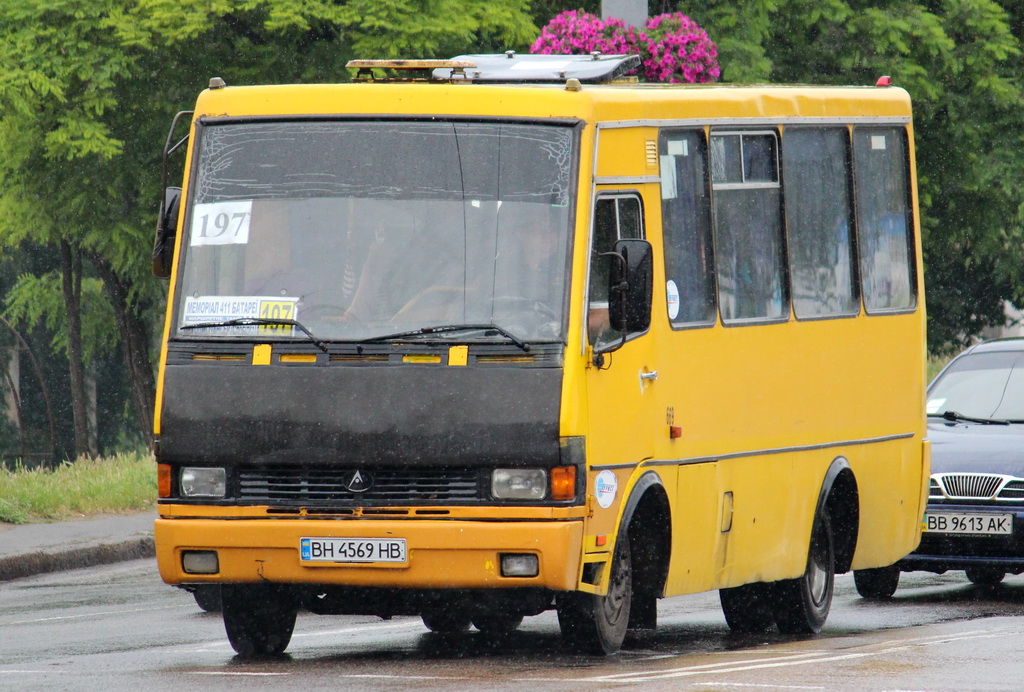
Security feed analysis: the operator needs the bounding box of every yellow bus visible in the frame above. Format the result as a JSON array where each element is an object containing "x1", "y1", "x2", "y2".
[{"x1": 151, "y1": 54, "x2": 929, "y2": 656}]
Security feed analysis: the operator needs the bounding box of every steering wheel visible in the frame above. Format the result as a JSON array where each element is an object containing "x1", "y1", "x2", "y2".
[{"x1": 491, "y1": 296, "x2": 560, "y2": 338}]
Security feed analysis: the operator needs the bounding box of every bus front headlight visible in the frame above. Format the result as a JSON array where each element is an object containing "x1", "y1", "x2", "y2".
[
  {"x1": 491, "y1": 468, "x2": 547, "y2": 500},
  {"x1": 180, "y1": 467, "x2": 227, "y2": 498}
]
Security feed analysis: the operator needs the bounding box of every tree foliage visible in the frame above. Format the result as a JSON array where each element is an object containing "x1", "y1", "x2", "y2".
[
  {"x1": 685, "y1": 0, "x2": 1024, "y2": 351},
  {"x1": 0, "y1": 0, "x2": 536, "y2": 459},
  {"x1": 2, "y1": 0, "x2": 1023, "y2": 461}
]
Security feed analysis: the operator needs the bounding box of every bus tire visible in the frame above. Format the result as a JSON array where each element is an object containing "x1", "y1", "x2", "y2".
[
  {"x1": 472, "y1": 613, "x2": 524, "y2": 635},
  {"x1": 853, "y1": 565, "x2": 900, "y2": 599},
  {"x1": 221, "y1": 584, "x2": 297, "y2": 657},
  {"x1": 719, "y1": 582, "x2": 775, "y2": 633},
  {"x1": 557, "y1": 533, "x2": 632, "y2": 654},
  {"x1": 771, "y1": 510, "x2": 834, "y2": 634},
  {"x1": 421, "y1": 609, "x2": 472, "y2": 634}
]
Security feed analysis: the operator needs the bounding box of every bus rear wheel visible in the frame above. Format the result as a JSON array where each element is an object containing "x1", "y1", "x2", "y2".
[
  {"x1": 557, "y1": 534, "x2": 632, "y2": 654},
  {"x1": 719, "y1": 582, "x2": 775, "y2": 632},
  {"x1": 221, "y1": 584, "x2": 298, "y2": 657},
  {"x1": 771, "y1": 511, "x2": 834, "y2": 634},
  {"x1": 853, "y1": 565, "x2": 900, "y2": 599}
]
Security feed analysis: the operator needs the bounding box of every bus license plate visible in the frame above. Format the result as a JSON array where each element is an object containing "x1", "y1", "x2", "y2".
[
  {"x1": 300, "y1": 537, "x2": 407, "y2": 563},
  {"x1": 924, "y1": 512, "x2": 1013, "y2": 535}
]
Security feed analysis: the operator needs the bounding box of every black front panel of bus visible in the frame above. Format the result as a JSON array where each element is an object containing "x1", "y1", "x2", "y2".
[{"x1": 158, "y1": 361, "x2": 562, "y2": 469}]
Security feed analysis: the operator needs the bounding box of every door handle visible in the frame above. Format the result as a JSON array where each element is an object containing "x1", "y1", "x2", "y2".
[{"x1": 640, "y1": 371, "x2": 658, "y2": 381}]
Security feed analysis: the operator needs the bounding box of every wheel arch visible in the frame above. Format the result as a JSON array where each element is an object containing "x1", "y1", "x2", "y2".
[
  {"x1": 816, "y1": 456, "x2": 859, "y2": 574},
  {"x1": 619, "y1": 470, "x2": 672, "y2": 598}
]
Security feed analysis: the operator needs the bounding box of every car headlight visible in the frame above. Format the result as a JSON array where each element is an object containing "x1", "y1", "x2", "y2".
[
  {"x1": 180, "y1": 467, "x2": 226, "y2": 498},
  {"x1": 492, "y1": 468, "x2": 547, "y2": 500}
]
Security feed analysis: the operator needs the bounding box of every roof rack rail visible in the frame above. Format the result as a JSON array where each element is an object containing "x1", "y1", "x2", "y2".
[
  {"x1": 346, "y1": 59, "x2": 477, "y2": 82},
  {"x1": 346, "y1": 53, "x2": 641, "y2": 84}
]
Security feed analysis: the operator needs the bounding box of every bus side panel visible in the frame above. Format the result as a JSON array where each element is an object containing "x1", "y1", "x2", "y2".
[
  {"x1": 664, "y1": 462, "x2": 721, "y2": 596},
  {"x1": 848, "y1": 437, "x2": 928, "y2": 570}
]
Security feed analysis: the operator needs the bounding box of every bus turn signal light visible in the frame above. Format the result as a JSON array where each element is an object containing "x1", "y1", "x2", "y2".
[
  {"x1": 550, "y1": 465, "x2": 576, "y2": 501},
  {"x1": 158, "y1": 464, "x2": 172, "y2": 498}
]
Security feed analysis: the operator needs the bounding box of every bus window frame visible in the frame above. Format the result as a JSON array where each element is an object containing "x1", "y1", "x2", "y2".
[
  {"x1": 709, "y1": 128, "x2": 791, "y2": 327},
  {"x1": 659, "y1": 127, "x2": 718, "y2": 331},
  {"x1": 781, "y1": 125, "x2": 862, "y2": 323},
  {"x1": 586, "y1": 191, "x2": 649, "y2": 352},
  {"x1": 850, "y1": 124, "x2": 919, "y2": 317}
]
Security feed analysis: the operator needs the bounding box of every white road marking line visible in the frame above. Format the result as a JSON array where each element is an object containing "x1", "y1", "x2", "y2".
[
  {"x1": 579, "y1": 628, "x2": 1019, "y2": 683},
  {"x1": 689, "y1": 683, "x2": 825, "y2": 690},
  {"x1": 189, "y1": 672, "x2": 289, "y2": 677},
  {"x1": 3, "y1": 604, "x2": 188, "y2": 626},
  {"x1": 290, "y1": 620, "x2": 424, "y2": 639},
  {"x1": 333, "y1": 674, "x2": 476, "y2": 681},
  {"x1": 173, "y1": 618, "x2": 425, "y2": 655}
]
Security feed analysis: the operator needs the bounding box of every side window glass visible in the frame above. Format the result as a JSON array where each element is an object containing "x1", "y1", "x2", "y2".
[
  {"x1": 660, "y1": 129, "x2": 715, "y2": 327},
  {"x1": 710, "y1": 131, "x2": 787, "y2": 323},
  {"x1": 588, "y1": 194, "x2": 643, "y2": 346},
  {"x1": 853, "y1": 127, "x2": 916, "y2": 312},
  {"x1": 783, "y1": 128, "x2": 858, "y2": 318}
]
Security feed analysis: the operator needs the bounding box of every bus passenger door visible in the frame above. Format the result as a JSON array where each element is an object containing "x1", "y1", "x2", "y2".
[{"x1": 584, "y1": 192, "x2": 658, "y2": 475}]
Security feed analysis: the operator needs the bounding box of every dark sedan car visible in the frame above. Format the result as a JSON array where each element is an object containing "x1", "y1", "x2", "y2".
[{"x1": 854, "y1": 338, "x2": 1024, "y2": 598}]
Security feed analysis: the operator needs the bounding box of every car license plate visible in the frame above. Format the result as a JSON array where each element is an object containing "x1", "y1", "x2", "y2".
[
  {"x1": 924, "y1": 512, "x2": 1013, "y2": 535},
  {"x1": 300, "y1": 537, "x2": 407, "y2": 563}
]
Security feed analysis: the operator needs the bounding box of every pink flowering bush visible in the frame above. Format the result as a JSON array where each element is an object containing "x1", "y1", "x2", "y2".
[{"x1": 530, "y1": 10, "x2": 720, "y2": 84}]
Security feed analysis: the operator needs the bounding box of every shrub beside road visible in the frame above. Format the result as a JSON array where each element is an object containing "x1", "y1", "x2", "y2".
[{"x1": 0, "y1": 453, "x2": 154, "y2": 524}]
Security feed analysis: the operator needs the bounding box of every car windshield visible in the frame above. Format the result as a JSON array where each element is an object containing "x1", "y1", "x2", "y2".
[
  {"x1": 174, "y1": 120, "x2": 575, "y2": 344},
  {"x1": 927, "y1": 349, "x2": 1024, "y2": 420}
]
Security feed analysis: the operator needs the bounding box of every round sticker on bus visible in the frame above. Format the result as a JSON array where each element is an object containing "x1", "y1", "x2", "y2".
[
  {"x1": 595, "y1": 470, "x2": 618, "y2": 509},
  {"x1": 666, "y1": 280, "x2": 680, "y2": 320}
]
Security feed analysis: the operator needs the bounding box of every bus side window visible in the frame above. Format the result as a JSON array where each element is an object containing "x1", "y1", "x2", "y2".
[
  {"x1": 853, "y1": 127, "x2": 916, "y2": 312},
  {"x1": 659, "y1": 129, "x2": 716, "y2": 327},
  {"x1": 782, "y1": 127, "x2": 858, "y2": 319},
  {"x1": 588, "y1": 194, "x2": 644, "y2": 347},
  {"x1": 710, "y1": 131, "x2": 788, "y2": 324}
]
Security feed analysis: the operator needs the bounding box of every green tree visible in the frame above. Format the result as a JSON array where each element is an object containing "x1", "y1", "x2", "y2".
[
  {"x1": 686, "y1": 0, "x2": 1024, "y2": 351},
  {"x1": 0, "y1": 0, "x2": 537, "y2": 459}
]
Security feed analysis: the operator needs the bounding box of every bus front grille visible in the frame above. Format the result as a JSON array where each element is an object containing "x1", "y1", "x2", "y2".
[{"x1": 237, "y1": 467, "x2": 485, "y2": 505}]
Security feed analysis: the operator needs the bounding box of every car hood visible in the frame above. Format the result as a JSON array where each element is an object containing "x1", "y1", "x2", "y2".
[{"x1": 928, "y1": 418, "x2": 1024, "y2": 476}]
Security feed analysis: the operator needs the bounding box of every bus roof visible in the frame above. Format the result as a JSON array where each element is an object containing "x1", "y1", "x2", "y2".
[{"x1": 193, "y1": 63, "x2": 912, "y2": 124}]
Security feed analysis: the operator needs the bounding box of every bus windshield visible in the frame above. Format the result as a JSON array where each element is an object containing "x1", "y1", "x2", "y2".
[{"x1": 174, "y1": 120, "x2": 575, "y2": 344}]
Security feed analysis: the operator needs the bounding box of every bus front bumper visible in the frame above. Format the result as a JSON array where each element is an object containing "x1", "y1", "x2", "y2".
[{"x1": 155, "y1": 516, "x2": 584, "y2": 591}]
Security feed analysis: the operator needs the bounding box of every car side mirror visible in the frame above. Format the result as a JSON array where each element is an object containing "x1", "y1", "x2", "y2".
[
  {"x1": 607, "y1": 238, "x2": 653, "y2": 335},
  {"x1": 152, "y1": 187, "x2": 181, "y2": 278}
]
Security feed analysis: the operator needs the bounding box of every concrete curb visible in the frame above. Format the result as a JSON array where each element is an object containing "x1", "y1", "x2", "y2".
[{"x1": 0, "y1": 536, "x2": 156, "y2": 582}]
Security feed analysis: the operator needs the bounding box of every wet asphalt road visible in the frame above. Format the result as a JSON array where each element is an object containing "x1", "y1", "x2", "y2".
[{"x1": 2, "y1": 559, "x2": 1023, "y2": 691}]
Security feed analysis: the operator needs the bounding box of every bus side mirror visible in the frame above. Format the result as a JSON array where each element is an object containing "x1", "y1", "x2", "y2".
[
  {"x1": 607, "y1": 238, "x2": 653, "y2": 335},
  {"x1": 152, "y1": 186, "x2": 181, "y2": 278}
]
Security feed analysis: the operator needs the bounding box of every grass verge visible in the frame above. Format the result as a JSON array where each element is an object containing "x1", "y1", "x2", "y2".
[{"x1": 0, "y1": 452, "x2": 155, "y2": 524}]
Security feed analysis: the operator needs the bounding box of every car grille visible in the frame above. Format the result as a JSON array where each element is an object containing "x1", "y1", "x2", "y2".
[
  {"x1": 931, "y1": 473, "x2": 1024, "y2": 501},
  {"x1": 237, "y1": 467, "x2": 485, "y2": 505}
]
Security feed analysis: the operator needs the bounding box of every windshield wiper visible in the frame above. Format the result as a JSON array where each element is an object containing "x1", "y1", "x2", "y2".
[
  {"x1": 180, "y1": 317, "x2": 329, "y2": 353},
  {"x1": 358, "y1": 324, "x2": 530, "y2": 352},
  {"x1": 932, "y1": 410, "x2": 1009, "y2": 425}
]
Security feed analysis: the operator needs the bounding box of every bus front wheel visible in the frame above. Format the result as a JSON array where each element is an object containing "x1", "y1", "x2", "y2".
[
  {"x1": 557, "y1": 534, "x2": 632, "y2": 654},
  {"x1": 771, "y1": 511, "x2": 835, "y2": 634},
  {"x1": 221, "y1": 584, "x2": 298, "y2": 657}
]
